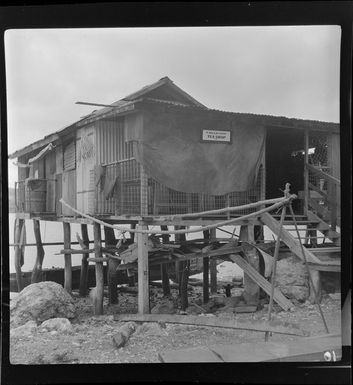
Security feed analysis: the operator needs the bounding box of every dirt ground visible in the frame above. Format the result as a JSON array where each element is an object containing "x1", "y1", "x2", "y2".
[{"x1": 9, "y1": 282, "x2": 341, "y2": 364}]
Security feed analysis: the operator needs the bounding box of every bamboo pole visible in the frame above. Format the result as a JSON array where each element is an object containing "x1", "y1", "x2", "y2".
[
  {"x1": 59, "y1": 195, "x2": 296, "y2": 235},
  {"x1": 63, "y1": 222, "x2": 72, "y2": 294},
  {"x1": 31, "y1": 219, "x2": 45, "y2": 283},
  {"x1": 104, "y1": 226, "x2": 119, "y2": 304},
  {"x1": 79, "y1": 224, "x2": 90, "y2": 297},
  {"x1": 94, "y1": 223, "x2": 104, "y2": 315},
  {"x1": 14, "y1": 218, "x2": 24, "y2": 291}
]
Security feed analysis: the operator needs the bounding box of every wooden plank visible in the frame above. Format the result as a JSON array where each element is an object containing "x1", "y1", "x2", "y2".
[
  {"x1": 261, "y1": 212, "x2": 322, "y2": 264},
  {"x1": 203, "y1": 231, "x2": 210, "y2": 303},
  {"x1": 63, "y1": 222, "x2": 72, "y2": 293},
  {"x1": 229, "y1": 254, "x2": 293, "y2": 311},
  {"x1": 62, "y1": 170, "x2": 76, "y2": 216},
  {"x1": 159, "y1": 346, "x2": 223, "y2": 363},
  {"x1": 305, "y1": 163, "x2": 340, "y2": 186},
  {"x1": 138, "y1": 223, "x2": 149, "y2": 314},
  {"x1": 303, "y1": 129, "x2": 309, "y2": 215},
  {"x1": 114, "y1": 314, "x2": 307, "y2": 336}
]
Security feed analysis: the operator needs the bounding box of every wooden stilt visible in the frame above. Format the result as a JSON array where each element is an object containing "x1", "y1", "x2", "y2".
[
  {"x1": 79, "y1": 224, "x2": 90, "y2": 297},
  {"x1": 94, "y1": 223, "x2": 104, "y2": 315},
  {"x1": 138, "y1": 223, "x2": 149, "y2": 314},
  {"x1": 31, "y1": 219, "x2": 45, "y2": 283},
  {"x1": 203, "y1": 230, "x2": 210, "y2": 303},
  {"x1": 161, "y1": 225, "x2": 170, "y2": 296},
  {"x1": 63, "y1": 222, "x2": 72, "y2": 294},
  {"x1": 130, "y1": 223, "x2": 136, "y2": 243},
  {"x1": 240, "y1": 224, "x2": 260, "y2": 305},
  {"x1": 308, "y1": 269, "x2": 322, "y2": 304},
  {"x1": 104, "y1": 226, "x2": 119, "y2": 304},
  {"x1": 210, "y1": 228, "x2": 217, "y2": 294},
  {"x1": 14, "y1": 218, "x2": 24, "y2": 291},
  {"x1": 176, "y1": 227, "x2": 188, "y2": 309}
]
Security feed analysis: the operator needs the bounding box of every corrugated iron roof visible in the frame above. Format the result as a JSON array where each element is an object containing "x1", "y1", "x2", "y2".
[{"x1": 8, "y1": 77, "x2": 339, "y2": 159}]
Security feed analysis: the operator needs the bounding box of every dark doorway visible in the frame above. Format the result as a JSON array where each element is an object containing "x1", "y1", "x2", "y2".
[{"x1": 266, "y1": 127, "x2": 304, "y2": 212}]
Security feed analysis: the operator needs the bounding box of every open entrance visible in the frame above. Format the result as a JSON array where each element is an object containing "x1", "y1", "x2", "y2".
[{"x1": 265, "y1": 127, "x2": 304, "y2": 213}]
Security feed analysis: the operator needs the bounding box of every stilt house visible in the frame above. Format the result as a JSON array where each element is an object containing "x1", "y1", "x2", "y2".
[{"x1": 9, "y1": 77, "x2": 341, "y2": 314}]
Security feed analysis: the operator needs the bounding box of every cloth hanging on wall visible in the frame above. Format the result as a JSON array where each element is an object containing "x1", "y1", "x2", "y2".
[{"x1": 130, "y1": 109, "x2": 265, "y2": 195}]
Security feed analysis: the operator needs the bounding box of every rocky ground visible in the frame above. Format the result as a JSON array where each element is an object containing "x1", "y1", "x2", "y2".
[{"x1": 9, "y1": 267, "x2": 341, "y2": 364}]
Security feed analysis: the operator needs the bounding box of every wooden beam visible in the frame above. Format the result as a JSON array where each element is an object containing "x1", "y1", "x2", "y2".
[
  {"x1": 160, "y1": 225, "x2": 170, "y2": 296},
  {"x1": 137, "y1": 223, "x2": 149, "y2": 314},
  {"x1": 114, "y1": 314, "x2": 307, "y2": 337},
  {"x1": 63, "y1": 222, "x2": 72, "y2": 293},
  {"x1": 260, "y1": 212, "x2": 322, "y2": 264},
  {"x1": 94, "y1": 223, "x2": 104, "y2": 315},
  {"x1": 104, "y1": 226, "x2": 119, "y2": 304},
  {"x1": 203, "y1": 230, "x2": 210, "y2": 304},
  {"x1": 79, "y1": 224, "x2": 90, "y2": 297},
  {"x1": 14, "y1": 218, "x2": 24, "y2": 291},
  {"x1": 229, "y1": 254, "x2": 293, "y2": 311},
  {"x1": 31, "y1": 219, "x2": 45, "y2": 283},
  {"x1": 240, "y1": 224, "x2": 260, "y2": 305},
  {"x1": 305, "y1": 163, "x2": 340, "y2": 186},
  {"x1": 210, "y1": 228, "x2": 217, "y2": 294}
]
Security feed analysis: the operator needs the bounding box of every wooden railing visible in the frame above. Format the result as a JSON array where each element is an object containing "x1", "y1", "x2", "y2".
[{"x1": 304, "y1": 163, "x2": 340, "y2": 230}]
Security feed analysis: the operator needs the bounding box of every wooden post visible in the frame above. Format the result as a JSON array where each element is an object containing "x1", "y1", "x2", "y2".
[
  {"x1": 176, "y1": 227, "x2": 188, "y2": 309},
  {"x1": 94, "y1": 223, "x2": 104, "y2": 315},
  {"x1": 104, "y1": 226, "x2": 119, "y2": 304},
  {"x1": 240, "y1": 224, "x2": 260, "y2": 306},
  {"x1": 210, "y1": 228, "x2": 217, "y2": 294},
  {"x1": 130, "y1": 223, "x2": 136, "y2": 243},
  {"x1": 140, "y1": 164, "x2": 148, "y2": 216},
  {"x1": 161, "y1": 225, "x2": 171, "y2": 296},
  {"x1": 303, "y1": 129, "x2": 309, "y2": 215},
  {"x1": 203, "y1": 230, "x2": 210, "y2": 303},
  {"x1": 31, "y1": 219, "x2": 45, "y2": 283},
  {"x1": 14, "y1": 218, "x2": 24, "y2": 291},
  {"x1": 308, "y1": 268, "x2": 322, "y2": 304},
  {"x1": 63, "y1": 222, "x2": 72, "y2": 294},
  {"x1": 79, "y1": 224, "x2": 90, "y2": 297},
  {"x1": 138, "y1": 222, "x2": 149, "y2": 314}
]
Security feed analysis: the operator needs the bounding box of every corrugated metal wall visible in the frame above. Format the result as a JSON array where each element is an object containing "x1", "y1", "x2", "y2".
[{"x1": 96, "y1": 116, "x2": 134, "y2": 164}]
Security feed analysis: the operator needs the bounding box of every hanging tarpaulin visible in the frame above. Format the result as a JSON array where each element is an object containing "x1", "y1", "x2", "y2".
[
  {"x1": 13, "y1": 143, "x2": 56, "y2": 168},
  {"x1": 28, "y1": 143, "x2": 55, "y2": 164},
  {"x1": 131, "y1": 109, "x2": 265, "y2": 195}
]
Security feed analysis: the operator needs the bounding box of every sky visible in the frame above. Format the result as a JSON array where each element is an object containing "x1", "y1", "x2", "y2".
[{"x1": 5, "y1": 26, "x2": 341, "y2": 186}]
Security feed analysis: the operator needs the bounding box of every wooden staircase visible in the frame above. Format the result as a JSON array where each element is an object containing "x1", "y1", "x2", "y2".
[{"x1": 260, "y1": 210, "x2": 341, "y2": 272}]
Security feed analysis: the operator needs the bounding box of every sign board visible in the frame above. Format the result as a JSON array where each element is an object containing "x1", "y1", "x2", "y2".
[{"x1": 202, "y1": 129, "x2": 231, "y2": 143}]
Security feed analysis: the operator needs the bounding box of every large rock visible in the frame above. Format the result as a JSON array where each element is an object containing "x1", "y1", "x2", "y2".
[
  {"x1": 275, "y1": 256, "x2": 309, "y2": 302},
  {"x1": 10, "y1": 320, "x2": 38, "y2": 338},
  {"x1": 11, "y1": 281, "x2": 76, "y2": 327},
  {"x1": 38, "y1": 318, "x2": 73, "y2": 334}
]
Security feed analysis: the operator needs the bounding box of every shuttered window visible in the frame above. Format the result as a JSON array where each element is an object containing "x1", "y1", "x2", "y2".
[{"x1": 63, "y1": 141, "x2": 76, "y2": 171}]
